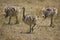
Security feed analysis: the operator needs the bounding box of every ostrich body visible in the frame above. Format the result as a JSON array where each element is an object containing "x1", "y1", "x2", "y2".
[
  {"x1": 5, "y1": 7, "x2": 19, "y2": 24},
  {"x1": 22, "y1": 7, "x2": 37, "y2": 33},
  {"x1": 42, "y1": 7, "x2": 57, "y2": 27}
]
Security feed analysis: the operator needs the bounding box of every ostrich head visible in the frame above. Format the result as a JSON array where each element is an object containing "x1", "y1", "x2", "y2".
[
  {"x1": 42, "y1": 13, "x2": 47, "y2": 19},
  {"x1": 5, "y1": 8, "x2": 9, "y2": 18},
  {"x1": 42, "y1": 7, "x2": 47, "y2": 19}
]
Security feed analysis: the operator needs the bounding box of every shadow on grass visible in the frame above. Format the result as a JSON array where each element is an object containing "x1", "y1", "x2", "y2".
[
  {"x1": 20, "y1": 31, "x2": 34, "y2": 34},
  {"x1": 37, "y1": 25, "x2": 55, "y2": 29},
  {"x1": 2, "y1": 22, "x2": 20, "y2": 26}
]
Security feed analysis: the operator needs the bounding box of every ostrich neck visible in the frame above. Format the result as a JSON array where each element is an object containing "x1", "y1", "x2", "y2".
[{"x1": 23, "y1": 9, "x2": 25, "y2": 19}]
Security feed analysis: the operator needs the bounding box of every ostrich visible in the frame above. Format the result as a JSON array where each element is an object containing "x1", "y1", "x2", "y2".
[
  {"x1": 5, "y1": 7, "x2": 19, "y2": 24},
  {"x1": 42, "y1": 7, "x2": 57, "y2": 27},
  {"x1": 22, "y1": 7, "x2": 37, "y2": 33}
]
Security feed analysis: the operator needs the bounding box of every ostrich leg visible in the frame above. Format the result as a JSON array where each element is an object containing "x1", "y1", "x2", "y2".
[
  {"x1": 50, "y1": 15, "x2": 54, "y2": 27},
  {"x1": 15, "y1": 15, "x2": 19, "y2": 24},
  {"x1": 26, "y1": 24, "x2": 32, "y2": 33},
  {"x1": 31, "y1": 23, "x2": 36, "y2": 32},
  {"x1": 8, "y1": 16, "x2": 11, "y2": 24}
]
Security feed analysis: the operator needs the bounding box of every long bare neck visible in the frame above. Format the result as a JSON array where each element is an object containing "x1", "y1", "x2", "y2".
[{"x1": 23, "y1": 8, "x2": 25, "y2": 18}]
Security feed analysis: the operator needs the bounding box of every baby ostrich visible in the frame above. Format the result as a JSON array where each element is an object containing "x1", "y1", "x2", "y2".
[
  {"x1": 5, "y1": 7, "x2": 19, "y2": 24},
  {"x1": 42, "y1": 7, "x2": 57, "y2": 27},
  {"x1": 22, "y1": 7, "x2": 37, "y2": 33}
]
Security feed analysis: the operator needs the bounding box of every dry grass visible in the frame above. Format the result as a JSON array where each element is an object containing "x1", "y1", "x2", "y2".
[{"x1": 0, "y1": 0, "x2": 60, "y2": 40}]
